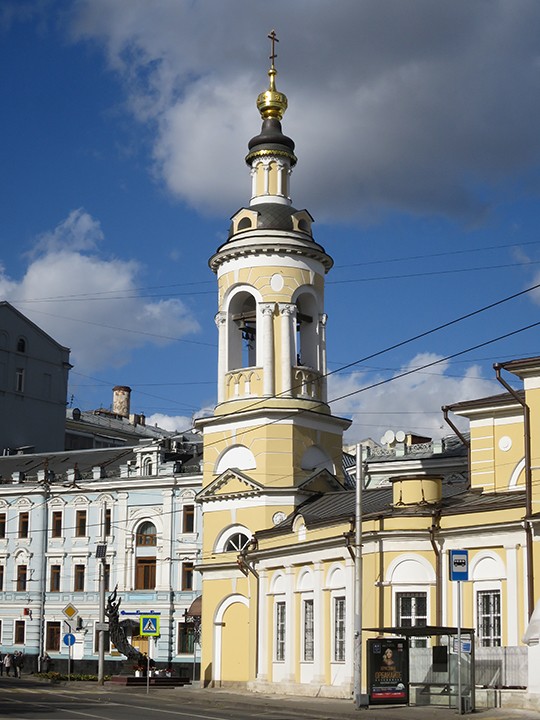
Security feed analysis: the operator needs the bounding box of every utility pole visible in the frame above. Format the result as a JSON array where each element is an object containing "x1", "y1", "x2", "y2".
[
  {"x1": 353, "y1": 444, "x2": 364, "y2": 709},
  {"x1": 97, "y1": 502, "x2": 108, "y2": 685}
]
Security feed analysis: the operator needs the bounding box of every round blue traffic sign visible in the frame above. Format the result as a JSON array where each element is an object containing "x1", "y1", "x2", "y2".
[{"x1": 63, "y1": 633, "x2": 76, "y2": 647}]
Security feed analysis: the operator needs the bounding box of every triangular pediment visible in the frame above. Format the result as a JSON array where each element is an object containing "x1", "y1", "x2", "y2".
[
  {"x1": 197, "y1": 468, "x2": 264, "y2": 502},
  {"x1": 298, "y1": 468, "x2": 345, "y2": 494}
]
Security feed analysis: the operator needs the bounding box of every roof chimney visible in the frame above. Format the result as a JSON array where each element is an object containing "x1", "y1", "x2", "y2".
[{"x1": 112, "y1": 385, "x2": 131, "y2": 418}]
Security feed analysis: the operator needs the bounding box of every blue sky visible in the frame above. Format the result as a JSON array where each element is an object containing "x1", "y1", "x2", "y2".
[{"x1": 2, "y1": 0, "x2": 540, "y2": 444}]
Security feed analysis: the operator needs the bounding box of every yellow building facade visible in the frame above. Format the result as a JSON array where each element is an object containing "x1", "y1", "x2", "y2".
[{"x1": 196, "y1": 43, "x2": 538, "y2": 702}]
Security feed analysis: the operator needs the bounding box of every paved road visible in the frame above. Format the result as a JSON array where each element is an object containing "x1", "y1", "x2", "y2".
[{"x1": 0, "y1": 678, "x2": 539, "y2": 720}]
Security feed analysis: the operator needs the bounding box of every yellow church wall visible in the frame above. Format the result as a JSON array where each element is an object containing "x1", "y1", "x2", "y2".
[{"x1": 217, "y1": 265, "x2": 325, "y2": 307}]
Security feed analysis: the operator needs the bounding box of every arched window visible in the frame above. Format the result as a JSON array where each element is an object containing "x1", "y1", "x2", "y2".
[
  {"x1": 136, "y1": 521, "x2": 157, "y2": 546},
  {"x1": 294, "y1": 291, "x2": 318, "y2": 368},
  {"x1": 224, "y1": 532, "x2": 250, "y2": 552},
  {"x1": 17, "y1": 337, "x2": 26, "y2": 353},
  {"x1": 142, "y1": 457, "x2": 153, "y2": 476},
  {"x1": 228, "y1": 291, "x2": 258, "y2": 370}
]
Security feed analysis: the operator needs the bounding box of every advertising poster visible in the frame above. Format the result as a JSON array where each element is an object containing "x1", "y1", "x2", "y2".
[{"x1": 367, "y1": 637, "x2": 409, "y2": 705}]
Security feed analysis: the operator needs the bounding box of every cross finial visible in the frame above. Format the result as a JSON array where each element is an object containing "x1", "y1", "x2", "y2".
[{"x1": 268, "y1": 29, "x2": 279, "y2": 67}]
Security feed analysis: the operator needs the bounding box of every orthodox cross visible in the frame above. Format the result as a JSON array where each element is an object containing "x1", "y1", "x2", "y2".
[{"x1": 268, "y1": 29, "x2": 279, "y2": 66}]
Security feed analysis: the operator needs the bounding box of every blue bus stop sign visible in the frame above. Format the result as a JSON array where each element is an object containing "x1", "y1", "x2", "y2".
[
  {"x1": 63, "y1": 633, "x2": 76, "y2": 647},
  {"x1": 449, "y1": 549, "x2": 469, "y2": 581}
]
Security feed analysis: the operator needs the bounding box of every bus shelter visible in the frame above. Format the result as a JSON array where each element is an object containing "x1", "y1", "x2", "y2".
[{"x1": 365, "y1": 626, "x2": 475, "y2": 713}]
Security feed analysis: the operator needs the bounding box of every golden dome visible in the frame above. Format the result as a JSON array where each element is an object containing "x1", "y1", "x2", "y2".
[{"x1": 256, "y1": 30, "x2": 288, "y2": 121}]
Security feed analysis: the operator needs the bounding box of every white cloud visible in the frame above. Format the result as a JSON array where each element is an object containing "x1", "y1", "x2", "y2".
[
  {"x1": 68, "y1": 1, "x2": 540, "y2": 221},
  {"x1": 145, "y1": 413, "x2": 193, "y2": 434},
  {"x1": 0, "y1": 209, "x2": 200, "y2": 372},
  {"x1": 329, "y1": 353, "x2": 497, "y2": 444}
]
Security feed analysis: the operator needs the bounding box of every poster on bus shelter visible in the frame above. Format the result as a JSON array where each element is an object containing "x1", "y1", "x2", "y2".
[{"x1": 367, "y1": 637, "x2": 409, "y2": 705}]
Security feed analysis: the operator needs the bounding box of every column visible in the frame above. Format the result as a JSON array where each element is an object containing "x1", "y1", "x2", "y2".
[
  {"x1": 215, "y1": 311, "x2": 227, "y2": 403},
  {"x1": 313, "y1": 561, "x2": 325, "y2": 684},
  {"x1": 319, "y1": 313, "x2": 328, "y2": 402},
  {"x1": 257, "y1": 570, "x2": 269, "y2": 681},
  {"x1": 260, "y1": 303, "x2": 275, "y2": 397},
  {"x1": 279, "y1": 304, "x2": 295, "y2": 397}
]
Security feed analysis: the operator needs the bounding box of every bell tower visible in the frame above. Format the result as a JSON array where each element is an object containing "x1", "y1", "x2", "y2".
[{"x1": 196, "y1": 33, "x2": 350, "y2": 686}]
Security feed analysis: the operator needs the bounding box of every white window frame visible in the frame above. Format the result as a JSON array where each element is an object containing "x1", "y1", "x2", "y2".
[
  {"x1": 275, "y1": 600, "x2": 286, "y2": 662},
  {"x1": 333, "y1": 595, "x2": 346, "y2": 663},
  {"x1": 302, "y1": 596, "x2": 314, "y2": 663},
  {"x1": 395, "y1": 590, "x2": 428, "y2": 648},
  {"x1": 476, "y1": 587, "x2": 502, "y2": 647}
]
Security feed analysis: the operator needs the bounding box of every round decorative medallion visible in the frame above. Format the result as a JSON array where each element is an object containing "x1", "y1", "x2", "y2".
[
  {"x1": 272, "y1": 511, "x2": 286, "y2": 526},
  {"x1": 498, "y1": 436, "x2": 512, "y2": 452},
  {"x1": 270, "y1": 273, "x2": 284, "y2": 292}
]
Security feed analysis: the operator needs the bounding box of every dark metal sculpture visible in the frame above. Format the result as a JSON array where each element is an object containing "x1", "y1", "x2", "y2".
[{"x1": 106, "y1": 586, "x2": 145, "y2": 666}]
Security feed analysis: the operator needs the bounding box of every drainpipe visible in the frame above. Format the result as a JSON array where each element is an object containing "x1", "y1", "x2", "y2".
[
  {"x1": 429, "y1": 511, "x2": 442, "y2": 628},
  {"x1": 494, "y1": 363, "x2": 535, "y2": 620},
  {"x1": 238, "y1": 540, "x2": 259, "y2": 678}
]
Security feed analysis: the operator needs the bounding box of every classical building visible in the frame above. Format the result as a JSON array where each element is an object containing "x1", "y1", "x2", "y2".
[
  {"x1": 0, "y1": 302, "x2": 71, "y2": 453},
  {"x1": 0, "y1": 436, "x2": 202, "y2": 676}
]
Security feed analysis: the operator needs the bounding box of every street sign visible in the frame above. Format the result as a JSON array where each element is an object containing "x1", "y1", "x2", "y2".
[
  {"x1": 449, "y1": 549, "x2": 469, "y2": 581},
  {"x1": 95, "y1": 622, "x2": 109, "y2": 632},
  {"x1": 140, "y1": 614, "x2": 160, "y2": 636},
  {"x1": 62, "y1": 603, "x2": 78, "y2": 619},
  {"x1": 63, "y1": 633, "x2": 76, "y2": 647}
]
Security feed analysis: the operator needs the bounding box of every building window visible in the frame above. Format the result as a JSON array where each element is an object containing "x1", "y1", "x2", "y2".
[
  {"x1": 178, "y1": 622, "x2": 194, "y2": 654},
  {"x1": 334, "y1": 596, "x2": 346, "y2": 662},
  {"x1": 16, "y1": 565, "x2": 27, "y2": 591},
  {"x1": 51, "y1": 511, "x2": 62, "y2": 538},
  {"x1": 17, "y1": 338, "x2": 26, "y2": 353},
  {"x1": 75, "y1": 510, "x2": 87, "y2": 537},
  {"x1": 181, "y1": 562, "x2": 194, "y2": 591},
  {"x1": 104, "y1": 508, "x2": 111, "y2": 536},
  {"x1": 14, "y1": 620, "x2": 25, "y2": 644},
  {"x1": 0, "y1": 512, "x2": 5, "y2": 538},
  {"x1": 183, "y1": 505, "x2": 195, "y2": 533},
  {"x1": 0, "y1": 565, "x2": 4, "y2": 591},
  {"x1": 136, "y1": 521, "x2": 157, "y2": 546},
  {"x1": 50, "y1": 565, "x2": 61, "y2": 592},
  {"x1": 275, "y1": 601, "x2": 286, "y2": 662},
  {"x1": 19, "y1": 511, "x2": 29, "y2": 538},
  {"x1": 224, "y1": 532, "x2": 249, "y2": 552},
  {"x1": 396, "y1": 591, "x2": 428, "y2": 648},
  {"x1": 303, "y1": 598, "x2": 314, "y2": 662},
  {"x1": 477, "y1": 590, "x2": 501, "y2": 647},
  {"x1": 135, "y1": 557, "x2": 156, "y2": 590},
  {"x1": 15, "y1": 367, "x2": 25, "y2": 392},
  {"x1": 46, "y1": 622, "x2": 61, "y2": 652},
  {"x1": 74, "y1": 564, "x2": 85, "y2": 592}
]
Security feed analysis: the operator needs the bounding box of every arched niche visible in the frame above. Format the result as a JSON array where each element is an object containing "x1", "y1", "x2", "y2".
[
  {"x1": 301, "y1": 445, "x2": 334, "y2": 473},
  {"x1": 386, "y1": 555, "x2": 436, "y2": 584},
  {"x1": 215, "y1": 445, "x2": 256, "y2": 474}
]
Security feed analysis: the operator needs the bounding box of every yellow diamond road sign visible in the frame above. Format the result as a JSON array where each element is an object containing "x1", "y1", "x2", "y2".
[
  {"x1": 140, "y1": 614, "x2": 160, "y2": 636},
  {"x1": 62, "y1": 603, "x2": 78, "y2": 619}
]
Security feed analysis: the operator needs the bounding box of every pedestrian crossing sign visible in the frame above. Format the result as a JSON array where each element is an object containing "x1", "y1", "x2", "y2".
[{"x1": 140, "y1": 614, "x2": 160, "y2": 636}]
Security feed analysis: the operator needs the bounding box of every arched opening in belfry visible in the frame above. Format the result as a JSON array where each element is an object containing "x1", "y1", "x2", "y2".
[
  {"x1": 228, "y1": 291, "x2": 257, "y2": 370},
  {"x1": 294, "y1": 291, "x2": 318, "y2": 369}
]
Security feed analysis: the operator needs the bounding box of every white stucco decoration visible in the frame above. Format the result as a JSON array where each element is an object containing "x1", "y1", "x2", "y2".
[
  {"x1": 470, "y1": 552, "x2": 506, "y2": 581},
  {"x1": 270, "y1": 571, "x2": 286, "y2": 595},
  {"x1": 297, "y1": 569, "x2": 314, "y2": 592},
  {"x1": 326, "y1": 564, "x2": 346, "y2": 590},
  {"x1": 498, "y1": 435, "x2": 512, "y2": 452},
  {"x1": 270, "y1": 273, "x2": 284, "y2": 291},
  {"x1": 215, "y1": 445, "x2": 256, "y2": 473},
  {"x1": 301, "y1": 445, "x2": 334, "y2": 473},
  {"x1": 509, "y1": 457, "x2": 525, "y2": 489},
  {"x1": 386, "y1": 554, "x2": 436, "y2": 584}
]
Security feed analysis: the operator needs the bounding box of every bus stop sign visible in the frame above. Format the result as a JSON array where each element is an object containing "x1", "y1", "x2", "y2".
[{"x1": 449, "y1": 549, "x2": 469, "y2": 581}]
